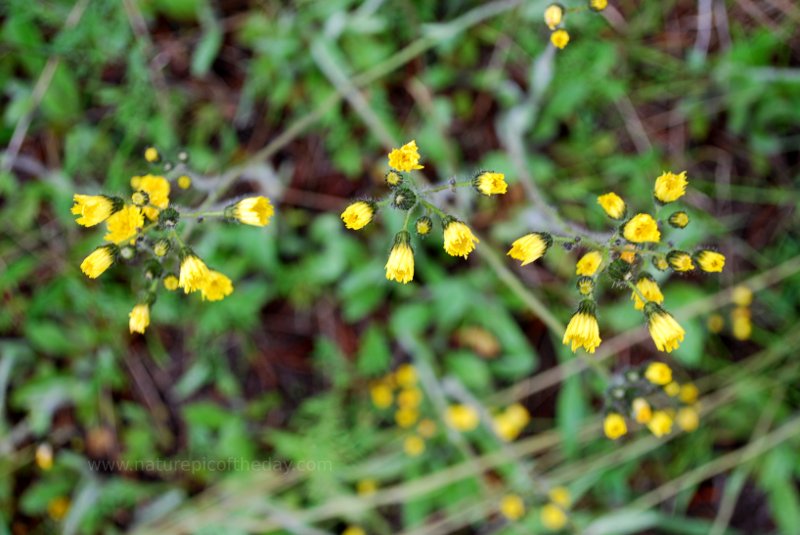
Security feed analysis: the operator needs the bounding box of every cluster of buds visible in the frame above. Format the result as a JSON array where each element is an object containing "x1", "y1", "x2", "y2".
[
  {"x1": 544, "y1": 0, "x2": 608, "y2": 50},
  {"x1": 73, "y1": 147, "x2": 274, "y2": 335},
  {"x1": 508, "y1": 170, "x2": 725, "y2": 355},
  {"x1": 708, "y1": 285, "x2": 753, "y2": 340},
  {"x1": 499, "y1": 487, "x2": 572, "y2": 530},
  {"x1": 342, "y1": 140, "x2": 508, "y2": 284},
  {"x1": 603, "y1": 361, "x2": 700, "y2": 440}
]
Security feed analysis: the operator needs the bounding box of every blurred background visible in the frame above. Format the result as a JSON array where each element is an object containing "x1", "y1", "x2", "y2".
[{"x1": 1, "y1": 0, "x2": 800, "y2": 533}]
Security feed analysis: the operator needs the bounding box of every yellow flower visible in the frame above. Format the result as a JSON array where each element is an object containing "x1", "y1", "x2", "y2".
[
  {"x1": 505, "y1": 403, "x2": 530, "y2": 428},
  {"x1": 403, "y1": 435, "x2": 425, "y2": 456},
  {"x1": 632, "y1": 398, "x2": 653, "y2": 424},
  {"x1": 604, "y1": 412, "x2": 627, "y2": 440},
  {"x1": 645, "y1": 303, "x2": 685, "y2": 352},
  {"x1": 493, "y1": 404, "x2": 530, "y2": 442},
  {"x1": 388, "y1": 140, "x2": 424, "y2": 171},
  {"x1": 664, "y1": 381, "x2": 681, "y2": 397},
  {"x1": 137, "y1": 174, "x2": 170, "y2": 220},
  {"x1": 577, "y1": 276, "x2": 594, "y2": 295},
  {"x1": 631, "y1": 273, "x2": 664, "y2": 310},
  {"x1": 623, "y1": 213, "x2": 661, "y2": 243},
  {"x1": 179, "y1": 250, "x2": 211, "y2": 293},
  {"x1": 732, "y1": 285, "x2": 753, "y2": 307},
  {"x1": 395, "y1": 363, "x2": 417, "y2": 386},
  {"x1": 71, "y1": 194, "x2": 121, "y2": 227},
  {"x1": 357, "y1": 479, "x2": 378, "y2": 496},
  {"x1": 178, "y1": 175, "x2": 192, "y2": 189},
  {"x1": 385, "y1": 231, "x2": 414, "y2": 284},
  {"x1": 473, "y1": 171, "x2": 508, "y2": 196},
  {"x1": 35, "y1": 443, "x2": 53, "y2": 470},
  {"x1": 677, "y1": 407, "x2": 699, "y2": 432},
  {"x1": 645, "y1": 361, "x2": 673, "y2": 385},
  {"x1": 652, "y1": 254, "x2": 669, "y2": 271},
  {"x1": 647, "y1": 410, "x2": 673, "y2": 437},
  {"x1": 342, "y1": 526, "x2": 366, "y2": 535},
  {"x1": 104, "y1": 205, "x2": 144, "y2": 244},
  {"x1": 418, "y1": 419, "x2": 437, "y2": 438},
  {"x1": 397, "y1": 388, "x2": 423, "y2": 409},
  {"x1": 228, "y1": 196, "x2": 275, "y2": 226},
  {"x1": 667, "y1": 250, "x2": 694, "y2": 272},
  {"x1": 541, "y1": 503, "x2": 567, "y2": 530},
  {"x1": 80, "y1": 245, "x2": 116, "y2": 279},
  {"x1": 385, "y1": 169, "x2": 404, "y2": 187},
  {"x1": 395, "y1": 407, "x2": 419, "y2": 428},
  {"x1": 163, "y1": 275, "x2": 179, "y2": 291},
  {"x1": 562, "y1": 300, "x2": 602, "y2": 354},
  {"x1": 370, "y1": 382, "x2": 393, "y2": 408},
  {"x1": 500, "y1": 494, "x2": 525, "y2": 521},
  {"x1": 550, "y1": 29, "x2": 570, "y2": 50},
  {"x1": 680, "y1": 383, "x2": 699, "y2": 404},
  {"x1": 548, "y1": 487, "x2": 571, "y2": 508},
  {"x1": 446, "y1": 404, "x2": 480, "y2": 431},
  {"x1": 695, "y1": 250, "x2": 725, "y2": 273},
  {"x1": 341, "y1": 201, "x2": 376, "y2": 230},
  {"x1": 668, "y1": 211, "x2": 689, "y2": 228},
  {"x1": 443, "y1": 218, "x2": 479, "y2": 259},
  {"x1": 589, "y1": 0, "x2": 608, "y2": 11},
  {"x1": 576, "y1": 251, "x2": 603, "y2": 276},
  {"x1": 597, "y1": 192, "x2": 626, "y2": 219},
  {"x1": 620, "y1": 245, "x2": 637, "y2": 264},
  {"x1": 654, "y1": 171, "x2": 688, "y2": 203},
  {"x1": 144, "y1": 146, "x2": 159, "y2": 163},
  {"x1": 733, "y1": 315, "x2": 752, "y2": 340},
  {"x1": 47, "y1": 497, "x2": 70, "y2": 521},
  {"x1": 415, "y1": 216, "x2": 432, "y2": 236},
  {"x1": 544, "y1": 3, "x2": 564, "y2": 30},
  {"x1": 507, "y1": 232, "x2": 552, "y2": 266},
  {"x1": 707, "y1": 313, "x2": 724, "y2": 333},
  {"x1": 129, "y1": 303, "x2": 150, "y2": 334},
  {"x1": 201, "y1": 270, "x2": 234, "y2": 301}
]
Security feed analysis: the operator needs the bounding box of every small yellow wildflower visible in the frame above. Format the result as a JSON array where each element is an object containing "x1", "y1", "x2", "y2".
[
  {"x1": 500, "y1": 494, "x2": 525, "y2": 521},
  {"x1": 576, "y1": 251, "x2": 603, "y2": 276},
  {"x1": 664, "y1": 381, "x2": 681, "y2": 397},
  {"x1": 395, "y1": 407, "x2": 419, "y2": 428},
  {"x1": 647, "y1": 410, "x2": 673, "y2": 437},
  {"x1": 632, "y1": 398, "x2": 653, "y2": 424},
  {"x1": 632, "y1": 273, "x2": 664, "y2": 310},
  {"x1": 104, "y1": 205, "x2": 144, "y2": 244},
  {"x1": 137, "y1": 174, "x2": 170, "y2": 220},
  {"x1": 577, "y1": 276, "x2": 594, "y2": 295},
  {"x1": 645, "y1": 361, "x2": 673, "y2": 385},
  {"x1": 668, "y1": 211, "x2": 690, "y2": 229},
  {"x1": 178, "y1": 250, "x2": 211, "y2": 294},
  {"x1": 418, "y1": 418, "x2": 437, "y2": 438},
  {"x1": 342, "y1": 526, "x2": 366, "y2": 535},
  {"x1": 623, "y1": 213, "x2": 661, "y2": 243},
  {"x1": 732, "y1": 285, "x2": 753, "y2": 307},
  {"x1": 388, "y1": 140, "x2": 424, "y2": 172},
  {"x1": 667, "y1": 250, "x2": 695, "y2": 272},
  {"x1": 129, "y1": 303, "x2": 150, "y2": 335},
  {"x1": 695, "y1": 250, "x2": 725, "y2": 273},
  {"x1": 589, "y1": 0, "x2": 608, "y2": 11},
  {"x1": 550, "y1": 29, "x2": 570, "y2": 50},
  {"x1": 370, "y1": 382, "x2": 393, "y2": 408},
  {"x1": 680, "y1": 383, "x2": 699, "y2": 404},
  {"x1": 507, "y1": 232, "x2": 552, "y2": 266},
  {"x1": 652, "y1": 254, "x2": 669, "y2": 271},
  {"x1": 144, "y1": 146, "x2": 159, "y2": 163},
  {"x1": 341, "y1": 201, "x2": 376, "y2": 230},
  {"x1": 47, "y1": 497, "x2": 70, "y2": 521},
  {"x1": 178, "y1": 175, "x2": 192, "y2": 189},
  {"x1": 228, "y1": 196, "x2": 275, "y2": 227},
  {"x1": 541, "y1": 503, "x2": 567, "y2": 530},
  {"x1": 677, "y1": 407, "x2": 699, "y2": 432},
  {"x1": 35, "y1": 443, "x2": 53, "y2": 470},
  {"x1": 443, "y1": 218, "x2": 479, "y2": 259},
  {"x1": 395, "y1": 363, "x2": 417, "y2": 386},
  {"x1": 385, "y1": 169, "x2": 404, "y2": 187},
  {"x1": 473, "y1": 171, "x2": 508, "y2": 196},
  {"x1": 544, "y1": 3, "x2": 564, "y2": 30},
  {"x1": 493, "y1": 405, "x2": 529, "y2": 441},
  {"x1": 548, "y1": 487, "x2": 571, "y2": 508},
  {"x1": 732, "y1": 314, "x2": 752, "y2": 340},
  {"x1": 163, "y1": 275, "x2": 179, "y2": 291},
  {"x1": 403, "y1": 435, "x2": 425, "y2": 456},
  {"x1": 385, "y1": 231, "x2": 415, "y2": 284},
  {"x1": 201, "y1": 270, "x2": 234, "y2": 301},
  {"x1": 620, "y1": 245, "x2": 637, "y2": 264},
  {"x1": 71, "y1": 194, "x2": 121, "y2": 227},
  {"x1": 707, "y1": 313, "x2": 724, "y2": 333},
  {"x1": 415, "y1": 216, "x2": 432, "y2": 236},
  {"x1": 597, "y1": 192, "x2": 626, "y2": 219},
  {"x1": 604, "y1": 412, "x2": 627, "y2": 440},
  {"x1": 654, "y1": 171, "x2": 688, "y2": 203},
  {"x1": 397, "y1": 388, "x2": 423, "y2": 409},
  {"x1": 505, "y1": 403, "x2": 530, "y2": 429},
  {"x1": 562, "y1": 300, "x2": 601, "y2": 354},
  {"x1": 357, "y1": 479, "x2": 378, "y2": 496},
  {"x1": 445, "y1": 404, "x2": 480, "y2": 432},
  {"x1": 80, "y1": 245, "x2": 116, "y2": 279}
]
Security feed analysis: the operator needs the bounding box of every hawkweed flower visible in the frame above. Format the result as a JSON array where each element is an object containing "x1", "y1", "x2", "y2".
[
  {"x1": 652, "y1": 254, "x2": 669, "y2": 271},
  {"x1": 137, "y1": 175, "x2": 170, "y2": 220},
  {"x1": 153, "y1": 238, "x2": 171, "y2": 257},
  {"x1": 395, "y1": 363, "x2": 417, "y2": 386},
  {"x1": 388, "y1": 140, "x2": 424, "y2": 171},
  {"x1": 604, "y1": 412, "x2": 627, "y2": 439},
  {"x1": 645, "y1": 303, "x2": 685, "y2": 353},
  {"x1": 694, "y1": 249, "x2": 725, "y2": 272},
  {"x1": 645, "y1": 362, "x2": 672, "y2": 385},
  {"x1": 562, "y1": 299, "x2": 602, "y2": 354},
  {"x1": 541, "y1": 504, "x2": 567, "y2": 530},
  {"x1": 80, "y1": 245, "x2": 117, "y2": 279},
  {"x1": 473, "y1": 171, "x2": 508, "y2": 196},
  {"x1": 445, "y1": 404, "x2": 480, "y2": 431},
  {"x1": 632, "y1": 398, "x2": 653, "y2": 424},
  {"x1": 664, "y1": 381, "x2": 680, "y2": 397},
  {"x1": 442, "y1": 217, "x2": 479, "y2": 259},
  {"x1": 71, "y1": 195, "x2": 123, "y2": 227},
  {"x1": 589, "y1": 0, "x2": 608, "y2": 10},
  {"x1": 631, "y1": 273, "x2": 664, "y2": 310},
  {"x1": 680, "y1": 383, "x2": 699, "y2": 404},
  {"x1": 507, "y1": 232, "x2": 552, "y2": 266},
  {"x1": 385, "y1": 169, "x2": 404, "y2": 187},
  {"x1": 576, "y1": 251, "x2": 603, "y2": 276},
  {"x1": 201, "y1": 270, "x2": 234, "y2": 301},
  {"x1": 549, "y1": 487, "x2": 571, "y2": 508},
  {"x1": 619, "y1": 245, "x2": 637, "y2": 264},
  {"x1": 341, "y1": 201, "x2": 376, "y2": 230},
  {"x1": 677, "y1": 407, "x2": 699, "y2": 432},
  {"x1": 654, "y1": 171, "x2": 688, "y2": 203},
  {"x1": 397, "y1": 388, "x2": 422, "y2": 408},
  {"x1": 623, "y1": 213, "x2": 661, "y2": 243},
  {"x1": 395, "y1": 408, "x2": 419, "y2": 428},
  {"x1": 493, "y1": 404, "x2": 530, "y2": 441},
  {"x1": 732, "y1": 285, "x2": 753, "y2": 306},
  {"x1": 647, "y1": 410, "x2": 673, "y2": 437},
  {"x1": 667, "y1": 250, "x2": 694, "y2": 272},
  {"x1": 143, "y1": 146, "x2": 160, "y2": 163},
  {"x1": 391, "y1": 187, "x2": 417, "y2": 210},
  {"x1": 163, "y1": 274, "x2": 179, "y2": 291},
  {"x1": 418, "y1": 418, "x2": 437, "y2": 438},
  {"x1": 415, "y1": 216, "x2": 432, "y2": 236},
  {"x1": 356, "y1": 479, "x2": 378, "y2": 496},
  {"x1": 178, "y1": 175, "x2": 192, "y2": 189},
  {"x1": 226, "y1": 196, "x2": 275, "y2": 226},
  {"x1": 129, "y1": 303, "x2": 150, "y2": 334},
  {"x1": 597, "y1": 192, "x2": 626, "y2": 219},
  {"x1": 544, "y1": 3, "x2": 564, "y2": 30},
  {"x1": 550, "y1": 29, "x2": 570, "y2": 49},
  {"x1": 385, "y1": 231, "x2": 414, "y2": 284},
  {"x1": 403, "y1": 435, "x2": 425, "y2": 456},
  {"x1": 500, "y1": 494, "x2": 525, "y2": 521},
  {"x1": 668, "y1": 211, "x2": 689, "y2": 228},
  {"x1": 577, "y1": 276, "x2": 594, "y2": 295},
  {"x1": 104, "y1": 205, "x2": 144, "y2": 244},
  {"x1": 179, "y1": 249, "x2": 211, "y2": 293},
  {"x1": 370, "y1": 382, "x2": 393, "y2": 408}
]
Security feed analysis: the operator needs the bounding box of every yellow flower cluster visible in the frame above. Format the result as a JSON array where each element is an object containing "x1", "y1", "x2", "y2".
[
  {"x1": 603, "y1": 361, "x2": 700, "y2": 440},
  {"x1": 707, "y1": 285, "x2": 753, "y2": 340},
  {"x1": 342, "y1": 141, "x2": 505, "y2": 284},
  {"x1": 498, "y1": 487, "x2": 571, "y2": 530},
  {"x1": 543, "y1": 1, "x2": 608, "y2": 50},
  {"x1": 73, "y1": 147, "x2": 274, "y2": 335}
]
